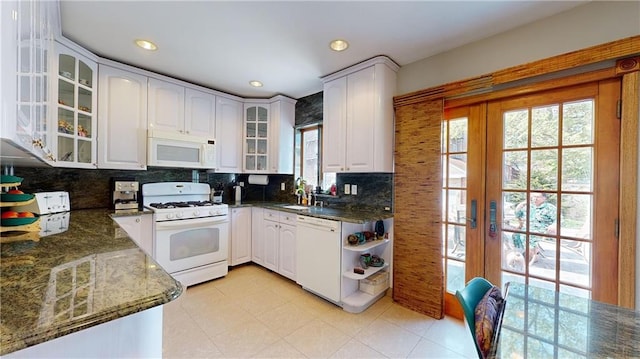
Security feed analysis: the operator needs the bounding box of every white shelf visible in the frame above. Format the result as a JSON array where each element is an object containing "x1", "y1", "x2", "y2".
[
  {"x1": 343, "y1": 238, "x2": 389, "y2": 252},
  {"x1": 341, "y1": 289, "x2": 388, "y2": 314},
  {"x1": 343, "y1": 263, "x2": 389, "y2": 280}
]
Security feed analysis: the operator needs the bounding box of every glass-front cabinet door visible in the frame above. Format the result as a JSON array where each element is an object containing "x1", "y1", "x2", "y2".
[
  {"x1": 15, "y1": 0, "x2": 55, "y2": 161},
  {"x1": 54, "y1": 45, "x2": 97, "y2": 168},
  {"x1": 244, "y1": 104, "x2": 269, "y2": 172}
]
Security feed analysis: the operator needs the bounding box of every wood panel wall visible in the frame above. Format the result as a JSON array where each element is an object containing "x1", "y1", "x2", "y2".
[{"x1": 393, "y1": 98, "x2": 444, "y2": 319}]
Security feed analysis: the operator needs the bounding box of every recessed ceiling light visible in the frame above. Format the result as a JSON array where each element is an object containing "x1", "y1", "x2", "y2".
[
  {"x1": 329, "y1": 39, "x2": 349, "y2": 52},
  {"x1": 135, "y1": 39, "x2": 157, "y2": 51},
  {"x1": 249, "y1": 80, "x2": 263, "y2": 87}
]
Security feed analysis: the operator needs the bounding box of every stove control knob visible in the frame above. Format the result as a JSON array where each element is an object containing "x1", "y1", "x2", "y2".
[
  {"x1": 193, "y1": 210, "x2": 200, "y2": 217},
  {"x1": 167, "y1": 213, "x2": 175, "y2": 220},
  {"x1": 176, "y1": 212, "x2": 184, "y2": 219},
  {"x1": 209, "y1": 210, "x2": 216, "y2": 216}
]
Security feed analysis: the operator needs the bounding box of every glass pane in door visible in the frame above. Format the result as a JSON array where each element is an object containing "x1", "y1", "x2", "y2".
[
  {"x1": 442, "y1": 117, "x2": 468, "y2": 294},
  {"x1": 499, "y1": 99, "x2": 594, "y2": 296}
]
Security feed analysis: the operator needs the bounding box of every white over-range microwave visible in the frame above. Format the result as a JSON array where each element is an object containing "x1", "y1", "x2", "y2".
[{"x1": 147, "y1": 130, "x2": 216, "y2": 169}]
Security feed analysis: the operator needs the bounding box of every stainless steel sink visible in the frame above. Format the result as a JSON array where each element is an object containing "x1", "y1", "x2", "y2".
[{"x1": 281, "y1": 205, "x2": 309, "y2": 210}]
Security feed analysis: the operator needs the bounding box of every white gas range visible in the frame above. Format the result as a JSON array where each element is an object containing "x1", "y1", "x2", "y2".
[{"x1": 142, "y1": 182, "x2": 229, "y2": 287}]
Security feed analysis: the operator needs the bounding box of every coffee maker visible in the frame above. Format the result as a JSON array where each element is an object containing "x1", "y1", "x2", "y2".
[
  {"x1": 110, "y1": 177, "x2": 140, "y2": 210},
  {"x1": 211, "y1": 182, "x2": 224, "y2": 203}
]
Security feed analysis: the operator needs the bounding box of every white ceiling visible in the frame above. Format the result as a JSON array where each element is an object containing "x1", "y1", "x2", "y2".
[{"x1": 60, "y1": 1, "x2": 587, "y2": 100}]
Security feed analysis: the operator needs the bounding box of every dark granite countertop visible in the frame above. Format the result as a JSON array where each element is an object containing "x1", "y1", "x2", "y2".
[
  {"x1": 0, "y1": 209, "x2": 182, "y2": 355},
  {"x1": 491, "y1": 282, "x2": 640, "y2": 358},
  {"x1": 110, "y1": 208, "x2": 154, "y2": 217},
  {"x1": 229, "y1": 201, "x2": 393, "y2": 223}
]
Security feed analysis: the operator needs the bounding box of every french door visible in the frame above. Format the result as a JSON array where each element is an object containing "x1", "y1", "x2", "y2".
[{"x1": 443, "y1": 79, "x2": 621, "y2": 307}]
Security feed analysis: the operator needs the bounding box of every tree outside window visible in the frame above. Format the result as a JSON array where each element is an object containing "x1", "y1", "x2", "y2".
[{"x1": 295, "y1": 126, "x2": 335, "y2": 192}]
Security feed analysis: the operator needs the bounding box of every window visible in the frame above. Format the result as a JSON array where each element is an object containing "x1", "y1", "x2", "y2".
[{"x1": 294, "y1": 126, "x2": 335, "y2": 192}]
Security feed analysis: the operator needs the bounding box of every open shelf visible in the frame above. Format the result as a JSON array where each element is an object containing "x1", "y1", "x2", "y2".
[
  {"x1": 341, "y1": 289, "x2": 388, "y2": 314},
  {"x1": 343, "y1": 238, "x2": 389, "y2": 252},
  {"x1": 343, "y1": 262, "x2": 389, "y2": 280}
]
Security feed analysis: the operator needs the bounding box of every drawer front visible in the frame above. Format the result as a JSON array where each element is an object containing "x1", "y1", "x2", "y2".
[
  {"x1": 279, "y1": 212, "x2": 297, "y2": 225},
  {"x1": 263, "y1": 209, "x2": 280, "y2": 221}
]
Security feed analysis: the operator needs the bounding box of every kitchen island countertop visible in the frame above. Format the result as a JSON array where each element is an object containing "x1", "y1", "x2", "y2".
[
  {"x1": 0, "y1": 209, "x2": 182, "y2": 355},
  {"x1": 229, "y1": 202, "x2": 393, "y2": 223}
]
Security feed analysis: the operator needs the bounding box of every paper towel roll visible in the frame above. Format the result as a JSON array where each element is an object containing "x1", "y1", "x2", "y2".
[{"x1": 248, "y1": 175, "x2": 269, "y2": 185}]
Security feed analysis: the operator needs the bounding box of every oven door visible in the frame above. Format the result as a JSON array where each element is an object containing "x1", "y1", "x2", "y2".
[{"x1": 154, "y1": 217, "x2": 228, "y2": 274}]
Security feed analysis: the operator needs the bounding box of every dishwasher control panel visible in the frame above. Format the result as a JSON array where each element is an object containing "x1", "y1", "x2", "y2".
[{"x1": 296, "y1": 215, "x2": 340, "y2": 231}]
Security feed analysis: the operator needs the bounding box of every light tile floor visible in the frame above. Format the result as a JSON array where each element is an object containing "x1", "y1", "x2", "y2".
[{"x1": 163, "y1": 264, "x2": 477, "y2": 358}]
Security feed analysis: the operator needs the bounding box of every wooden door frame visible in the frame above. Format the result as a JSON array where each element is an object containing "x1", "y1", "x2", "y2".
[
  {"x1": 483, "y1": 80, "x2": 621, "y2": 303},
  {"x1": 444, "y1": 65, "x2": 638, "y2": 308},
  {"x1": 442, "y1": 105, "x2": 488, "y2": 318}
]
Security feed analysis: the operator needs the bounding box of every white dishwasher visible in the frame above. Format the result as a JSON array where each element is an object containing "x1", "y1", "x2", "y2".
[{"x1": 296, "y1": 215, "x2": 342, "y2": 303}]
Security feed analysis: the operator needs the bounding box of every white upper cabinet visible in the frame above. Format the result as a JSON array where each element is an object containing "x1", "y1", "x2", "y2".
[
  {"x1": 147, "y1": 78, "x2": 185, "y2": 136},
  {"x1": 243, "y1": 96, "x2": 296, "y2": 174},
  {"x1": 97, "y1": 63, "x2": 148, "y2": 170},
  {"x1": 269, "y1": 96, "x2": 296, "y2": 174},
  {"x1": 243, "y1": 103, "x2": 270, "y2": 172},
  {"x1": 322, "y1": 77, "x2": 347, "y2": 173},
  {"x1": 1, "y1": 0, "x2": 57, "y2": 165},
  {"x1": 52, "y1": 43, "x2": 98, "y2": 168},
  {"x1": 322, "y1": 56, "x2": 398, "y2": 173},
  {"x1": 184, "y1": 87, "x2": 216, "y2": 139},
  {"x1": 148, "y1": 78, "x2": 216, "y2": 140},
  {"x1": 215, "y1": 97, "x2": 243, "y2": 173}
]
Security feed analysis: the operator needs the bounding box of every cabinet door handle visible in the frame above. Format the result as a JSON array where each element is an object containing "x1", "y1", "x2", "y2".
[
  {"x1": 467, "y1": 199, "x2": 477, "y2": 229},
  {"x1": 489, "y1": 200, "x2": 497, "y2": 237}
]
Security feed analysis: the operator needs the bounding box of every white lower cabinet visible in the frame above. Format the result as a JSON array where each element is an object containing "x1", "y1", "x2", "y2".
[
  {"x1": 340, "y1": 218, "x2": 393, "y2": 313},
  {"x1": 5, "y1": 306, "x2": 163, "y2": 359},
  {"x1": 230, "y1": 207, "x2": 252, "y2": 266},
  {"x1": 251, "y1": 207, "x2": 264, "y2": 265},
  {"x1": 112, "y1": 214, "x2": 153, "y2": 255},
  {"x1": 277, "y1": 214, "x2": 297, "y2": 281},
  {"x1": 263, "y1": 217, "x2": 279, "y2": 272},
  {"x1": 253, "y1": 209, "x2": 297, "y2": 280}
]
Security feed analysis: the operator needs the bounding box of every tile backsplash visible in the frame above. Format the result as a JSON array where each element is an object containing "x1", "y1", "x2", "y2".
[{"x1": 10, "y1": 166, "x2": 393, "y2": 212}]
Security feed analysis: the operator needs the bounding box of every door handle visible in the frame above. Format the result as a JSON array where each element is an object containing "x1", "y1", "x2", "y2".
[
  {"x1": 489, "y1": 200, "x2": 497, "y2": 237},
  {"x1": 467, "y1": 199, "x2": 477, "y2": 229}
]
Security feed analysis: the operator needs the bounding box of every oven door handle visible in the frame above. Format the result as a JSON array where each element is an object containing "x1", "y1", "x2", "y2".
[{"x1": 155, "y1": 217, "x2": 227, "y2": 230}]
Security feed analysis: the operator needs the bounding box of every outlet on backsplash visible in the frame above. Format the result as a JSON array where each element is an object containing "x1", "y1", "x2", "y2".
[{"x1": 335, "y1": 173, "x2": 393, "y2": 211}]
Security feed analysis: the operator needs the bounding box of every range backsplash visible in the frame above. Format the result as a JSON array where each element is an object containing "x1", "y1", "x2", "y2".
[{"x1": 11, "y1": 167, "x2": 393, "y2": 212}]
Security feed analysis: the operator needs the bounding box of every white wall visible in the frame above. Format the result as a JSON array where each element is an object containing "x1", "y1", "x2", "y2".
[
  {"x1": 397, "y1": 1, "x2": 640, "y2": 95},
  {"x1": 396, "y1": 0, "x2": 640, "y2": 308}
]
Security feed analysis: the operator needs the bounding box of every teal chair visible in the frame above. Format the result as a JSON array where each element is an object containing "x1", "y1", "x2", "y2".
[{"x1": 455, "y1": 277, "x2": 494, "y2": 358}]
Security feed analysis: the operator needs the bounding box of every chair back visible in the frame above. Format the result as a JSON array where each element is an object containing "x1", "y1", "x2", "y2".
[{"x1": 455, "y1": 277, "x2": 494, "y2": 358}]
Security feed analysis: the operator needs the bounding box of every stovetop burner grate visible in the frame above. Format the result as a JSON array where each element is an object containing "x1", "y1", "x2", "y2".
[{"x1": 148, "y1": 201, "x2": 219, "y2": 209}]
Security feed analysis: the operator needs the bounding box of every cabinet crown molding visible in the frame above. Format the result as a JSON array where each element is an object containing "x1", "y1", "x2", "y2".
[
  {"x1": 243, "y1": 95, "x2": 297, "y2": 104},
  {"x1": 321, "y1": 55, "x2": 400, "y2": 83}
]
